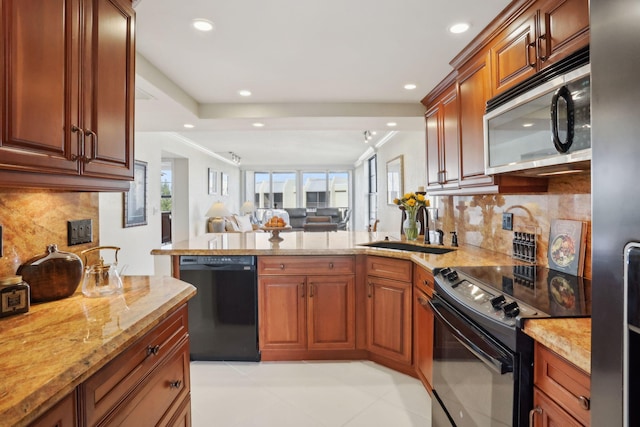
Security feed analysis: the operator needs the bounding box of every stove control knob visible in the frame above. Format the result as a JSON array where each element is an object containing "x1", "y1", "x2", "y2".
[
  {"x1": 445, "y1": 271, "x2": 459, "y2": 282},
  {"x1": 440, "y1": 268, "x2": 452, "y2": 276},
  {"x1": 490, "y1": 295, "x2": 506, "y2": 309},
  {"x1": 503, "y1": 301, "x2": 520, "y2": 318}
]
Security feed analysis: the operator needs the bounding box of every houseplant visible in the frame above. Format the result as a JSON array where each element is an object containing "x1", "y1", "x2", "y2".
[{"x1": 394, "y1": 192, "x2": 429, "y2": 241}]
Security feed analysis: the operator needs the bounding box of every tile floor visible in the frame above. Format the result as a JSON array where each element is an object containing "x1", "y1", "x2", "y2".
[{"x1": 190, "y1": 360, "x2": 432, "y2": 427}]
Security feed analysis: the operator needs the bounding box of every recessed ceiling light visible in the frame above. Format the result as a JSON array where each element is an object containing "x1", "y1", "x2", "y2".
[
  {"x1": 253, "y1": 122, "x2": 265, "y2": 128},
  {"x1": 238, "y1": 90, "x2": 252, "y2": 97},
  {"x1": 404, "y1": 83, "x2": 417, "y2": 90},
  {"x1": 192, "y1": 19, "x2": 214, "y2": 32},
  {"x1": 522, "y1": 123, "x2": 534, "y2": 127},
  {"x1": 184, "y1": 123, "x2": 195, "y2": 129},
  {"x1": 387, "y1": 122, "x2": 397, "y2": 127},
  {"x1": 449, "y1": 22, "x2": 470, "y2": 34}
]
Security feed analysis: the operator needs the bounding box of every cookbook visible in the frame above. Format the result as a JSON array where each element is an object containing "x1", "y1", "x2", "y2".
[{"x1": 548, "y1": 219, "x2": 588, "y2": 276}]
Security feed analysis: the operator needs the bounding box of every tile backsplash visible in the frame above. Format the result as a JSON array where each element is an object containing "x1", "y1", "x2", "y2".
[
  {"x1": 0, "y1": 190, "x2": 99, "y2": 277},
  {"x1": 433, "y1": 173, "x2": 592, "y2": 278}
]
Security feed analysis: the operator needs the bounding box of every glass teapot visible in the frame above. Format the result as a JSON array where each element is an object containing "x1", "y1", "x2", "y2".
[{"x1": 81, "y1": 246, "x2": 124, "y2": 298}]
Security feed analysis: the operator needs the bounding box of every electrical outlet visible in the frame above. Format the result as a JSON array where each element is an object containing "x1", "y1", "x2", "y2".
[
  {"x1": 68, "y1": 219, "x2": 93, "y2": 246},
  {"x1": 502, "y1": 213, "x2": 513, "y2": 231}
]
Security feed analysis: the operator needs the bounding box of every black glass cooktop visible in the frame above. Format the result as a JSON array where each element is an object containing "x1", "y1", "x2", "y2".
[{"x1": 447, "y1": 265, "x2": 591, "y2": 318}]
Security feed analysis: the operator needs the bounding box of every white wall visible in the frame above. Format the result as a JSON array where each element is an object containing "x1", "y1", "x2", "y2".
[
  {"x1": 351, "y1": 131, "x2": 426, "y2": 235},
  {"x1": 99, "y1": 132, "x2": 240, "y2": 276}
]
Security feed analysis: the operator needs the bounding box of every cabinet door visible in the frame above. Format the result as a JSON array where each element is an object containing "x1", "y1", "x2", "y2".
[
  {"x1": 259, "y1": 276, "x2": 307, "y2": 350},
  {"x1": 0, "y1": 0, "x2": 81, "y2": 175},
  {"x1": 532, "y1": 387, "x2": 583, "y2": 427},
  {"x1": 441, "y1": 88, "x2": 459, "y2": 185},
  {"x1": 458, "y1": 52, "x2": 496, "y2": 188},
  {"x1": 81, "y1": 0, "x2": 135, "y2": 180},
  {"x1": 491, "y1": 10, "x2": 538, "y2": 94},
  {"x1": 29, "y1": 392, "x2": 76, "y2": 427},
  {"x1": 538, "y1": 0, "x2": 589, "y2": 67},
  {"x1": 414, "y1": 288, "x2": 434, "y2": 390},
  {"x1": 425, "y1": 105, "x2": 441, "y2": 187},
  {"x1": 366, "y1": 276, "x2": 412, "y2": 364},
  {"x1": 307, "y1": 275, "x2": 355, "y2": 350}
]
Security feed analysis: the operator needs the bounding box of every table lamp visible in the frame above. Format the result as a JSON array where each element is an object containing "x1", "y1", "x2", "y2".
[
  {"x1": 206, "y1": 202, "x2": 231, "y2": 233},
  {"x1": 241, "y1": 201, "x2": 256, "y2": 223}
]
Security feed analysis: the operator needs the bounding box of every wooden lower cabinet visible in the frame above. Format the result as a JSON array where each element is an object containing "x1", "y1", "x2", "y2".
[
  {"x1": 413, "y1": 265, "x2": 435, "y2": 390},
  {"x1": 31, "y1": 305, "x2": 191, "y2": 427},
  {"x1": 258, "y1": 256, "x2": 356, "y2": 358},
  {"x1": 30, "y1": 393, "x2": 77, "y2": 427},
  {"x1": 532, "y1": 342, "x2": 591, "y2": 426}
]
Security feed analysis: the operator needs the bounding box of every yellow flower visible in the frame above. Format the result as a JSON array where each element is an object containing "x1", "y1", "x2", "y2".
[
  {"x1": 416, "y1": 194, "x2": 425, "y2": 202},
  {"x1": 404, "y1": 193, "x2": 412, "y2": 200},
  {"x1": 393, "y1": 198, "x2": 400, "y2": 205},
  {"x1": 406, "y1": 198, "x2": 416, "y2": 207}
]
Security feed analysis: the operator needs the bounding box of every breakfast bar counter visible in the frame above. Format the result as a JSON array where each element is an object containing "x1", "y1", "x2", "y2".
[{"x1": 0, "y1": 276, "x2": 196, "y2": 426}]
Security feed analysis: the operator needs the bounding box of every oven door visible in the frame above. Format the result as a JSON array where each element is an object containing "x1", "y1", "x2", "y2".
[{"x1": 430, "y1": 295, "x2": 516, "y2": 427}]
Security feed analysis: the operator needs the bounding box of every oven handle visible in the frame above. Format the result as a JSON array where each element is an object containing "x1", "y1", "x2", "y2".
[{"x1": 428, "y1": 298, "x2": 513, "y2": 375}]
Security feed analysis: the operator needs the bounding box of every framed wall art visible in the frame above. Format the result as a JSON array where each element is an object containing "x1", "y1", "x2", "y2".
[
  {"x1": 123, "y1": 160, "x2": 148, "y2": 227},
  {"x1": 386, "y1": 155, "x2": 404, "y2": 205},
  {"x1": 208, "y1": 168, "x2": 218, "y2": 195}
]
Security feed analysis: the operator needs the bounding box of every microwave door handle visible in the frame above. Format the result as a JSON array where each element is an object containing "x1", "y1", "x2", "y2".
[
  {"x1": 428, "y1": 299, "x2": 513, "y2": 375},
  {"x1": 551, "y1": 85, "x2": 575, "y2": 153}
]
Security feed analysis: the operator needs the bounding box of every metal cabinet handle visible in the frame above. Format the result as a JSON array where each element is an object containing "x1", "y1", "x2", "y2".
[
  {"x1": 309, "y1": 283, "x2": 314, "y2": 297},
  {"x1": 578, "y1": 395, "x2": 590, "y2": 410},
  {"x1": 300, "y1": 283, "x2": 305, "y2": 298},
  {"x1": 70, "y1": 125, "x2": 85, "y2": 161},
  {"x1": 528, "y1": 406, "x2": 542, "y2": 426},
  {"x1": 423, "y1": 279, "x2": 431, "y2": 287},
  {"x1": 329, "y1": 262, "x2": 334, "y2": 269},
  {"x1": 537, "y1": 33, "x2": 548, "y2": 62},
  {"x1": 527, "y1": 40, "x2": 537, "y2": 68},
  {"x1": 146, "y1": 345, "x2": 160, "y2": 356},
  {"x1": 169, "y1": 380, "x2": 182, "y2": 389},
  {"x1": 279, "y1": 264, "x2": 285, "y2": 269},
  {"x1": 418, "y1": 296, "x2": 430, "y2": 307},
  {"x1": 82, "y1": 129, "x2": 98, "y2": 163},
  {"x1": 367, "y1": 283, "x2": 373, "y2": 298}
]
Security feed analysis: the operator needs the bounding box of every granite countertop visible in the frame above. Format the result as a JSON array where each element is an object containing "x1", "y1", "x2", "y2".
[
  {"x1": 0, "y1": 276, "x2": 196, "y2": 427},
  {"x1": 523, "y1": 317, "x2": 591, "y2": 374},
  {"x1": 151, "y1": 230, "x2": 516, "y2": 271}
]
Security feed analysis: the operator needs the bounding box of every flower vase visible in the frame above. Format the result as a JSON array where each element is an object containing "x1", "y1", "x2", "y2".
[{"x1": 403, "y1": 211, "x2": 419, "y2": 241}]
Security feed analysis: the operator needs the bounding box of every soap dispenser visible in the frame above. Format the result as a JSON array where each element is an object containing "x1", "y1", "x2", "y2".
[{"x1": 450, "y1": 231, "x2": 459, "y2": 247}]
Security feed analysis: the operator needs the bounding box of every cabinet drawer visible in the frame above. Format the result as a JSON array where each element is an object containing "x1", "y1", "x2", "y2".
[
  {"x1": 82, "y1": 305, "x2": 189, "y2": 426},
  {"x1": 532, "y1": 387, "x2": 583, "y2": 427},
  {"x1": 29, "y1": 392, "x2": 76, "y2": 427},
  {"x1": 258, "y1": 256, "x2": 354, "y2": 275},
  {"x1": 534, "y1": 342, "x2": 590, "y2": 426},
  {"x1": 103, "y1": 338, "x2": 190, "y2": 427},
  {"x1": 367, "y1": 256, "x2": 412, "y2": 282},
  {"x1": 413, "y1": 264, "x2": 434, "y2": 297}
]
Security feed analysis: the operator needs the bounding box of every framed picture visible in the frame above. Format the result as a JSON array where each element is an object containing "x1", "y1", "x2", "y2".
[
  {"x1": 123, "y1": 160, "x2": 148, "y2": 227},
  {"x1": 221, "y1": 172, "x2": 229, "y2": 196},
  {"x1": 386, "y1": 155, "x2": 404, "y2": 205},
  {"x1": 208, "y1": 168, "x2": 218, "y2": 195}
]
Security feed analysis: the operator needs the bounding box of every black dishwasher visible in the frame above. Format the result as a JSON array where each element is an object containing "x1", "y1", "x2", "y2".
[{"x1": 179, "y1": 255, "x2": 260, "y2": 361}]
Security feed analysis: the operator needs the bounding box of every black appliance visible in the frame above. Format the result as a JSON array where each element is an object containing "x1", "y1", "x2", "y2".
[
  {"x1": 432, "y1": 265, "x2": 591, "y2": 427},
  {"x1": 591, "y1": 1, "x2": 640, "y2": 425},
  {"x1": 179, "y1": 255, "x2": 260, "y2": 361}
]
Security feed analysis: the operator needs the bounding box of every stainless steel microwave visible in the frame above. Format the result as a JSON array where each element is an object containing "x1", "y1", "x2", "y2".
[{"x1": 483, "y1": 64, "x2": 591, "y2": 176}]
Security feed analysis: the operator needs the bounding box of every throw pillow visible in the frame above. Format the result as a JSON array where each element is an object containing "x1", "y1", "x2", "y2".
[
  {"x1": 225, "y1": 216, "x2": 240, "y2": 232},
  {"x1": 235, "y1": 214, "x2": 253, "y2": 232}
]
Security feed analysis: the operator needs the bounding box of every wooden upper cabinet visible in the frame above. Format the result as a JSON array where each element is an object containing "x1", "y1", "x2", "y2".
[
  {"x1": 424, "y1": 82, "x2": 459, "y2": 190},
  {"x1": 1, "y1": 0, "x2": 81, "y2": 175},
  {"x1": 0, "y1": 0, "x2": 134, "y2": 190},
  {"x1": 458, "y1": 52, "x2": 494, "y2": 187},
  {"x1": 491, "y1": 0, "x2": 589, "y2": 94}
]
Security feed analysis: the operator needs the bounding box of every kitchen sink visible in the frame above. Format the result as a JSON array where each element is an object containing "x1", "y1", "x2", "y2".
[{"x1": 359, "y1": 241, "x2": 455, "y2": 255}]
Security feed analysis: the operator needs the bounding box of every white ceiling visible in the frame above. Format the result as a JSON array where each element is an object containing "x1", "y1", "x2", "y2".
[{"x1": 134, "y1": 0, "x2": 511, "y2": 167}]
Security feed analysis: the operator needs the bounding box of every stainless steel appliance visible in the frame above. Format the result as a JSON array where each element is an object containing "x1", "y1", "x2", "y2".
[
  {"x1": 179, "y1": 255, "x2": 260, "y2": 361},
  {"x1": 484, "y1": 47, "x2": 590, "y2": 176},
  {"x1": 590, "y1": 0, "x2": 640, "y2": 425},
  {"x1": 432, "y1": 265, "x2": 591, "y2": 427}
]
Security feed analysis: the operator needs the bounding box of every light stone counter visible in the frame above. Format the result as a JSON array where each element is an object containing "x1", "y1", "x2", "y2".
[
  {"x1": 0, "y1": 276, "x2": 196, "y2": 427},
  {"x1": 151, "y1": 230, "x2": 516, "y2": 271}
]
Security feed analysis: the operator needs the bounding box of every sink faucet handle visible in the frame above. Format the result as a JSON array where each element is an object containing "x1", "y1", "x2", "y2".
[
  {"x1": 435, "y1": 229, "x2": 444, "y2": 245},
  {"x1": 450, "y1": 231, "x2": 458, "y2": 247}
]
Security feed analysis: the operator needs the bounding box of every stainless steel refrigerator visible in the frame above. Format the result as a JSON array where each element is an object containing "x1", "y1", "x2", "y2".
[{"x1": 591, "y1": 0, "x2": 640, "y2": 425}]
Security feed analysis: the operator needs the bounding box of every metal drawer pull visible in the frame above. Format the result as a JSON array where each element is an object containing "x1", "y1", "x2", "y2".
[
  {"x1": 169, "y1": 380, "x2": 182, "y2": 389},
  {"x1": 300, "y1": 283, "x2": 305, "y2": 298},
  {"x1": 146, "y1": 345, "x2": 160, "y2": 356},
  {"x1": 578, "y1": 395, "x2": 590, "y2": 410},
  {"x1": 83, "y1": 129, "x2": 98, "y2": 163},
  {"x1": 418, "y1": 296, "x2": 430, "y2": 307},
  {"x1": 329, "y1": 262, "x2": 334, "y2": 269},
  {"x1": 309, "y1": 283, "x2": 314, "y2": 297},
  {"x1": 280, "y1": 264, "x2": 285, "y2": 269},
  {"x1": 528, "y1": 406, "x2": 542, "y2": 426},
  {"x1": 367, "y1": 283, "x2": 372, "y2": 298}
]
